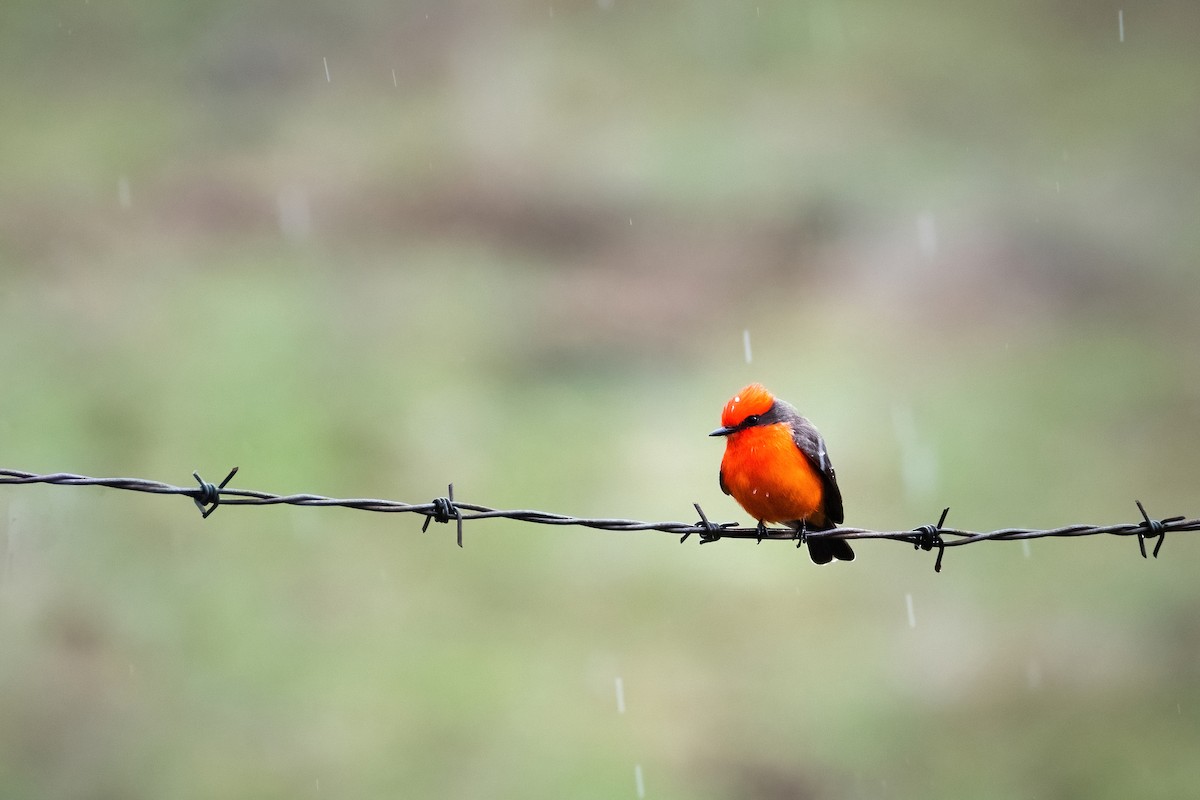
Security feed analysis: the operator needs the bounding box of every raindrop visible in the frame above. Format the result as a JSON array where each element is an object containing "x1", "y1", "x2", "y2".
[
  {"x1": 634, "y1": 764, "x2": 645, "y2": 798},
  {"x1": 904, "y1": 593, "x2": 916, "y2": 628},
  {"x1": 1021, "y1": 539, "x2": 1031, "y2": 559},
  {"x1": 117, "y1": 175, "x2": 131, "y2": 209},
  {"x1": 1026, "y1": 658, "x2": 1042, "y2": 690},
  {"x1": 891, "y1": 405, "x2": 937, "y2": 501},
  {"x1": 392, "y1": 68, "x2": 398, "y2": 87},
  {"x1": 323, "y1": 56, "x2": 331, "y2": 82},
  {"x1": 916, "y1": 212, "x2": 938, "y2": 260},
  {"x1": 742, "y1": 329, "x2": 753, "y2": 364},
  {"x1": 3, "y1": 501, "x2": 20, "y2": 583},
  {"x1": 277, "y1": 186, "x2": 312, "y2": 242},
  {"x1": 1118, "y1": 10, "x2": 1125, "y2": 42},
  {"x1": 614, "y1": 676, "x2": 626, "y2": 714}
]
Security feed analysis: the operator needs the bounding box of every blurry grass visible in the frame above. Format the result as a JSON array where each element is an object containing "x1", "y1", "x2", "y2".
[
  {"x1": 3, "y1": 247, "x2": 1197, "y2": 797},
  {"x1": 3, "y1": 1, "x2": 1200, "y2": 798}
]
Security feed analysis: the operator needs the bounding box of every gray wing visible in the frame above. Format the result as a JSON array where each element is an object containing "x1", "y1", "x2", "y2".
[{"x1": 780, "y1": 402, "x2": 844, "y2": 526}]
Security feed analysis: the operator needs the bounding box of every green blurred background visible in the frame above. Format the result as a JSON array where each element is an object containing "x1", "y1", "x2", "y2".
[{"x1": 2, "y1": 2, "x2": 1199, "y2": 797}]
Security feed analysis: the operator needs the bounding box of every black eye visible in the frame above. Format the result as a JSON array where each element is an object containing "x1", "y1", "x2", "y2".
[{"x1": 744, "y1": 415, "x2": 760, "y2": 426}]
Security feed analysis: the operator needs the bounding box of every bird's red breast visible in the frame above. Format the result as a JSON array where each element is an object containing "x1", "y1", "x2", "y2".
[
  {"x1": 719, "y1": 421, "x2": 828, "y2": 526},
  {"x1": 711, "y1": 383, "x2": 847, "y2": 552}
]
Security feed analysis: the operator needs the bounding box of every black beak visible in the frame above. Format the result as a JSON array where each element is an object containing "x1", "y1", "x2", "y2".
[{"x1": 709, "y1": 425, "x2": 736, "y2": 437}]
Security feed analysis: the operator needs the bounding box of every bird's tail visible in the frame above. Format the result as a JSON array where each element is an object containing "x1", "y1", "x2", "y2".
[
  {"x1": 806, "y1": 537, "x2": 855, "y2": 565},
  {"x1": 788, "y1": 517, "x2": 855, "y2": 564}
]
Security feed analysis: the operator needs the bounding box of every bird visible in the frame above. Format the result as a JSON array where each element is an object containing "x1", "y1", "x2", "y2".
[{"x1": 709, "y1": 383, "x2": 852, "y2": 564}]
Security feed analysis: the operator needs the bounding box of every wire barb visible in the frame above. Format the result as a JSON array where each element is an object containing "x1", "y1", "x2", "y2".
[
  {"x1": 421, "y1": 483, "x2": 464, "y2": 547},
  {"x1": 191, "y1": 467, "x2": 239, "y2": 519},
  {"x1": 1134, "y1": 499, "x2": 1184, "y2": 559},
  {"x1": 912, "y1": 507, "x2": 950, "y2": 573},
  {"x1": 687, "y1": 503, "x2": 728, "y2": 544}
]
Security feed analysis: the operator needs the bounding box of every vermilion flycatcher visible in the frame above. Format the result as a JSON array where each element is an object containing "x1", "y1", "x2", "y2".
[{"x1": 710, "y1": 383, "x2": 852, "y2": 564}]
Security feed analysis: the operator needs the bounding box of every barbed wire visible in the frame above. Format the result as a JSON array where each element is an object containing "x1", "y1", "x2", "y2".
[{"x1": 1, "y1": 467, "x2": 1196, "y2": 572}]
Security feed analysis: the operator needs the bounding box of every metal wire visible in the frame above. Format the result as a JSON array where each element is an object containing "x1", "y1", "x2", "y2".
[{"x1": 1, "y1": 467, "x2": 1196, "y2": 571}]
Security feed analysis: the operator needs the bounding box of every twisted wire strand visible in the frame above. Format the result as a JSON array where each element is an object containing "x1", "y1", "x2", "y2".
[{"x1": 2, "y1": 469, "x2": 1196, "y2": 567}]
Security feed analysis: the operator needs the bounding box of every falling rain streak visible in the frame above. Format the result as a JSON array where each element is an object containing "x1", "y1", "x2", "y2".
[
  {"x1": 1026, "y1": 659, "x2": 1042, "y2": 690},
  {"x1": 323, "y1": 56, "x2": 331, "y2": 82},
  {"x1": 742, "y1": 329, "x2": 753, "y2": 364},
  {"x1": 614, "y1": 676, "x2": 626, "y2": 714},
  {"x1": 904, "y1": 593, "x2": 916, "y2": 628},
  {"x1": 892, "y1": 404, "x2": 937, "y2": 502},
  {"x1": 277, "y1": 187, "x2": 312, "y2": 242},
  {"x1": 117, "y1": 176, "x2": 131, "y2": 209},
  {"x1": 1118, "y1": 10, "x2": 1125, "y2": 42},
  {"x1": 634, "y1": 764, "x2": 645, "y2": 798},
  {"x1": 916, "y1": 212, "x2": 938, "y2": 260}
]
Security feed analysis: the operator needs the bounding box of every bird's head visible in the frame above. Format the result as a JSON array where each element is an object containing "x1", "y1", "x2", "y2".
[{"x1": 709, "y1": 383, "x2": 776, "y2": 437}]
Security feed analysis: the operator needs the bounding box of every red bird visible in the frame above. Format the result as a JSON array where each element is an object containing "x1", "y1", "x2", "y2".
[{"x1": 710, "y1": 383, "x2": 852, "y2": 564}]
